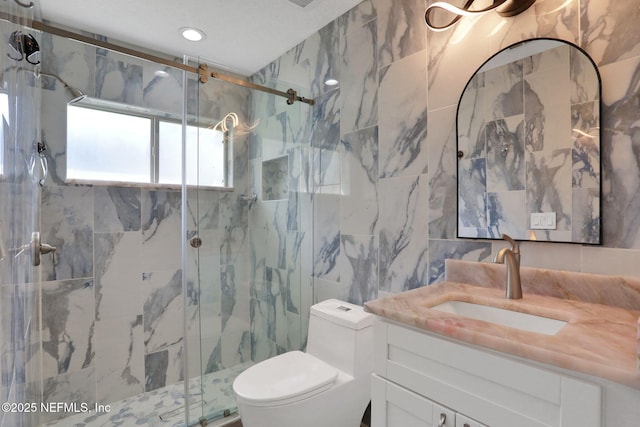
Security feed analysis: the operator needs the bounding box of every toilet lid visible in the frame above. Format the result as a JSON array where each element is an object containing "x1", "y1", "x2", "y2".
[{"x1": 233, "y1": 351, "x2": 338, "y2": 406}]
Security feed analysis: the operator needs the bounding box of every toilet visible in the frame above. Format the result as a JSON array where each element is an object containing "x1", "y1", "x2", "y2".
[{"x1": 232, "y1": 299, "x2": 374, "y2": 427}]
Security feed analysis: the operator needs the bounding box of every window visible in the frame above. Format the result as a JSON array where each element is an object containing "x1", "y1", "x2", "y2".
[
  {"x1": 66, "y1": 103, "x2": 229, "y2": 188},
  {"x1": 158, "y1": 121, "x2": 226, "y2": 187},
  {"x1": 0, "y1": 93, "x2": 9, "y2": 177},
  {"x1": 67, "y1": 106, "x2": 151, "y2": 183}
]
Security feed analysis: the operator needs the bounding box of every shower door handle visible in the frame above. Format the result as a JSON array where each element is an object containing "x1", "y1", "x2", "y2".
[{"x1": 30, "y1": 231, "x2": 56, "y2": 266}]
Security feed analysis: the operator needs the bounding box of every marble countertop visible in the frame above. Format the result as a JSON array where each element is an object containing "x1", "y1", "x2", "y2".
[{"x1": 364, "y1": 281, "x2": 640, "y2": 390}]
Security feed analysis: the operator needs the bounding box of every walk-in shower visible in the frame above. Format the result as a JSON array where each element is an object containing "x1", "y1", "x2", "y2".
[{"x1": 0, "y1": 0, "x2": 316, "y2": 426}]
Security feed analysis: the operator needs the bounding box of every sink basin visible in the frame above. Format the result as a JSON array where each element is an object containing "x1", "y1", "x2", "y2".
[{"x1": 431, "y1": 300, "x2": 567, "y2": 335}]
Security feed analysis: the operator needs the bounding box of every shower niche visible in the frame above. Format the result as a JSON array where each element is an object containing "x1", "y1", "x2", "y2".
[{"x1": 262, "y1": 155, "x2": 289, "y2": 200}]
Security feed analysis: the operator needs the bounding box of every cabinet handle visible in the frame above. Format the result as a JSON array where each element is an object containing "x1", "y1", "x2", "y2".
[{"x1": 438, "y1": 413, "x2": 446, "y2": 427}]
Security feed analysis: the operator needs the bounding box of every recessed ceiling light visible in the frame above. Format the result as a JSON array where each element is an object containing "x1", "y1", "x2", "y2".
[
  {"x1": 180, "y1": 27, "x2": 206, "y2": 42},
  {"x1": 325, "y1": 78, "x2": 338, "y2": 86},
  {"x1": 154, "y1": 70, "x2": 169, "y2": 78}
]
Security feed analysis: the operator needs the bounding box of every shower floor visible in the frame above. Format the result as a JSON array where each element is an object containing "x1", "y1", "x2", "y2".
[{"x1": 44, "y1": 363, "x2": 252, "y2": 427}]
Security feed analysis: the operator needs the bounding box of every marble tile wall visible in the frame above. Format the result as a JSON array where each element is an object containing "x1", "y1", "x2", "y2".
[
  {"x1": 446, "y1": 259, "x2": 640, "y2": 310},
  {"x1": 255, "y1": 0, "x2": 640, "y2": 306},
  {"x1": 248, "y1": 72, "x2": 314, "y2": 359},
  {"x1": 7, "y1": 0, "x2": 640, "y2": 422}
]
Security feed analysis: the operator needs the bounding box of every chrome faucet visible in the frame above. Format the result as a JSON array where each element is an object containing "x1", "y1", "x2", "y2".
[{"x1": 493, "y1": 233, "x2": 522, "y2": 299}]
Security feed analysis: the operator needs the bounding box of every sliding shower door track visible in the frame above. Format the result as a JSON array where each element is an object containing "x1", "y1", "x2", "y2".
[{"x1": 0, "y1": 12, "x2": 315, "y2": 106}]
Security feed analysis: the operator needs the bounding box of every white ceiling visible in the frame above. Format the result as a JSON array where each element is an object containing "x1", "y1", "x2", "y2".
[{"x1": 38, "y1": 0, "x2": 362, "y2": 75}]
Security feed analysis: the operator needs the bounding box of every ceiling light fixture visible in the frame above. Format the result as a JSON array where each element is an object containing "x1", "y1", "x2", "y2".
[
  {"x1": 180, "y1": 27, "x2": 206, "y2": 42},
  {"x1": 425, "y1": 0, "x2": 536, "y2": 32},
  {"x1": 325, "y1": 78, "x2": 338, "y2": 86}
]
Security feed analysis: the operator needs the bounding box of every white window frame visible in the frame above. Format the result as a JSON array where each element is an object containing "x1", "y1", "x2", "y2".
[
  {"x1": 65, "y1": 100, "x2": 231, "y2": 189},
  {"x1": 0, "y1": 92, "x2": 9, "y2": 177}
]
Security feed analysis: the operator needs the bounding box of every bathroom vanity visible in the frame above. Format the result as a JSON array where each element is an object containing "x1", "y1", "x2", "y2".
[
  {"x1": 371, "y1": 318, "x2": 601, "y2": 427},
  {"x1": 365, "y1": 261, "x2": 640, "y2": 427}
]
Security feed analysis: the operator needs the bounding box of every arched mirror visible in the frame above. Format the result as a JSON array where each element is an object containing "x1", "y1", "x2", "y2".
[{"x1": 456, "y1": 39, "x2": 601, "y2": 244}]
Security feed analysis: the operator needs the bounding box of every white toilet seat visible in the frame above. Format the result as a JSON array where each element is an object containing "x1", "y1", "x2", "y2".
[{"x1": 233, "y1": 350, "x2": 338, "y2": 407}]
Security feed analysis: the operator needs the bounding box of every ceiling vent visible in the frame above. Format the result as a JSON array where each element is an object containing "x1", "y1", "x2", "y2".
[{"x1": 288, "y1": 0, "x2": 315, "y2": 7}]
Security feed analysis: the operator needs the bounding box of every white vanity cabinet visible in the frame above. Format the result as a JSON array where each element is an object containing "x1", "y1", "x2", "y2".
[
  {"x1": 372, "y1": 374, "x2": 484, "y2": 427},
  {"x1": 456, "y1": 413, "x2": 484, "y2": 427},
  {"x1": 371, "y1": 318, "x2": 602, "y2": 427}
]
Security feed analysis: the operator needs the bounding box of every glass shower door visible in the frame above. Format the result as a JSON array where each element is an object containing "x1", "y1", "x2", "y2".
[
  {"x1": 183, "y1": 56, "x2": 254, "y2": 426},
  {"x1": 0, "y1": 3, "x2": 44, "y2": 427},
  {"x1": 183, "y1": 56, "x2": 313, "y2": 426}
]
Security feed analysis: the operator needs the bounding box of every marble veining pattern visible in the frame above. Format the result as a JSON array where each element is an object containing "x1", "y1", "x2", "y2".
[
  {"x1": 94, "y1": 314, "x2": 144, "y2": 404},
  {"x1": 378, "y1": 50, "x2": 428, "y2": 179},
  {"x1": 458, "y1": 158, "x2": 487, "y2": 236},
  {"x1": 45, "y1": 364, "x2": 251, "y2": 427},
  {"x1": 95, "y1": 54, "x2": 143, "y2": 105},
  {"x1": 340, "y1": 127, "x2": 379, "y2": 236},
  {"x1": 378, "y1": 175, "x2": 429, "y2": 293},
  {"x1": 141, "y1": 190, "x2": 182, "y2": 272},
  {"x1": 340, "y1": 235, "x2": 378, "y2": 305},
  {"x1": 485, "y1": 116, "x2": 525, "y2": 193},
  {"x1": 487, "y1": 190, "x2": 527, "y2": 239},
  {"x1": 249, "y1": 25, "x2": 315, "y2": 368},
  {"x1": 581, "y1": 0, "x2": 640, "y2": 67},
  {"x1": 428, "y1": 106, "x2": 458, "y2": 240},
  {"x1": 571, "y1": 102, "x2": 600, "y2": 189},
  {"x1": 41, "y1": 368, "x2": 97, "y2": 424},
  {"x1": 40, "y1": 186, "x2": 94, "y2": 281},
  {"x1": 340, "y1": 19, "x2": 378, "y2": 135},
  {"x1": 599, "y1": 56, "x2": 640, "y2": 248},
  {"x1": 40, "y1": 278, "x2": 94, "y2": 378},
  {"x1": 445, "y1": 259, "x2": 640, "y2": 310},
  {"x1": 374, "y1": 0, "x2": 425, "y2": 68},
  {"x1": 94, "y1": 187, "x2": 141, "y2": 233},
  {"x1": 342, "y1": 0, "x2": 376, "y2": 36},
  {"x1": 0, "y1": 281, "x2": 40, "y2": 426},
  {"x1": 143, "y1": 270, "x2": 184, "y2": 354},
  {"x1": 312, "y1": 195, "x2": 340, "y2": 281},
  {"x1": 94, "y1": 232, "x2": 142, "y2": 323},
  {"x1": 310, "y1": 89, "x2": 340, "y2": 151},
  {"x1": 366, "y1": 259, "x2": 640, "y2": 389},
  {"x1": 305, "y1": 20, "x2": 342, "y2": 98},
  {"x1": 526, "y1": 148, "x2": 573, "y2": 241},
  {"x1": 365, "y1": 280, "x2": 640, "y2": 389},
  {"x1": 427, "y1": 241, "x2": 492, "y2": 284},
  {"x1": 10, "y1": 0, "x2": 640, "y2": 425}
]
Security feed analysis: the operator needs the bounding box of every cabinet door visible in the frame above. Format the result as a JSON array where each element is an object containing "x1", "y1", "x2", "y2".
[
  {"x1": 372, "y1": 374, "x2": 441, "y2": 427},
  {"x1": 433, "y1": 403, "x2": 455, "y2": 427},
  {"x1": 455, "y1": 413, "x2": 482, "y2": 427}
]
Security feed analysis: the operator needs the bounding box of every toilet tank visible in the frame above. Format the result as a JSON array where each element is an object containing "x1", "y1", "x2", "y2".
[{"x1": 306, "y1": 299, "x2": 374, "y2": 378}]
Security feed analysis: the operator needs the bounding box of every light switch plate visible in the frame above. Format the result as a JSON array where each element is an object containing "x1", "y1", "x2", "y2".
[{"x1": 530, "y1": 212, "x2": 556, "y2": 230}]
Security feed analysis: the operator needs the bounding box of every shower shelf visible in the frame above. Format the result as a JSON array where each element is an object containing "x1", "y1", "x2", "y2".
[{"x1": 262, "y1": 155, "x2": 289, "y2": 201}]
